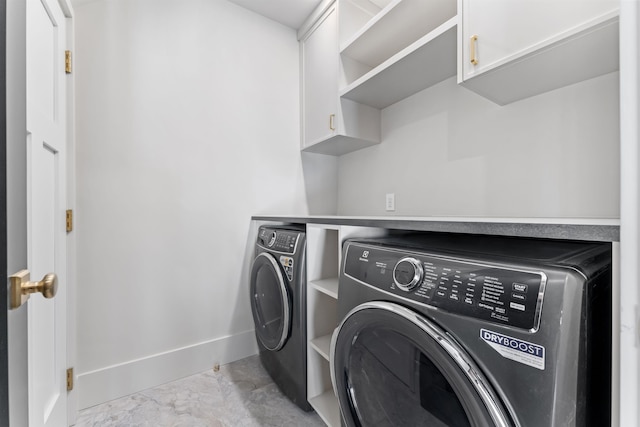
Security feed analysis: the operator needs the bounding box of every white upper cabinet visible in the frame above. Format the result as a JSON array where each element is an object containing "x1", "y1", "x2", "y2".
[
  {"x1": 299, "y1": 0, "x2": 619, "y2": 154},
  {"x1": 302, "y1": 4, "x2": 340, "y2": 147},
  {"x1": 301, "y1": 1, "x2": 381, "y2": 156},
  {"x1": 459, "y1": 0, "x2": 619, "y2": 105}
]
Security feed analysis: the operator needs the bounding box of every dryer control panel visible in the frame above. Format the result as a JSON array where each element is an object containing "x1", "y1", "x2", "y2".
[
  {"x1": 257, "y1": 227, "x2": 301, "y2": 254},
  {"x1": 343, "y1": 243, "x2": 546, "y2": 331}
]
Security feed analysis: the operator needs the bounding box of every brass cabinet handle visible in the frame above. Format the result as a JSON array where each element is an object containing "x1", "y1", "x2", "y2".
[
  {"x1": 470, "y1": 35, "x2": 479, "y2": 65},
  {"x1": 329, "y1": 114, "x2": 335, "y2": 131},
  {"x1": 9, "y1": 270, "x2": 58, "y2": 309}
]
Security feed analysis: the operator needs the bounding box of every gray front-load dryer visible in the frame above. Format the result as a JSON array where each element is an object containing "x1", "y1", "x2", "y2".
[
  {"x1": 330, "y1": 232, "x2": 611, "y2": 426},
  {"x1": 250, "y1": 224, "x2": 311, "y2": 412}
]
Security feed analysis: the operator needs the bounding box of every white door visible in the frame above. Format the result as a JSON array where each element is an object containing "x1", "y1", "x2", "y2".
[{"x1": 24, "y1": 0, "x2": 69, "y2": 425}]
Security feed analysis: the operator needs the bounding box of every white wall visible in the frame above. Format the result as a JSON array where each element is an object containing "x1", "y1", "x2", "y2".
[
  {"x1": 337, "y1": 73, "x2": 620, "y2": 218},
  {"x1": 74, "y1": 0, "x2": 336, "y2": 409}
]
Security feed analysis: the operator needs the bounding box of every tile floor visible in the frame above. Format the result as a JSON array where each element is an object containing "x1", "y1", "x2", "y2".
[{"x1": 74, "y1": 355, "x2": 325, "y2": 427}]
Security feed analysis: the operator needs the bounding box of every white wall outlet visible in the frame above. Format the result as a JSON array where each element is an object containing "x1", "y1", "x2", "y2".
[{"x1": 385, "y1": 193, "x2": 395, "y2": 211}]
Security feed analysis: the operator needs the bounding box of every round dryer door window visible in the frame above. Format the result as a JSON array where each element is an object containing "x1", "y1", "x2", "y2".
[
  {"x1": 330, "y1": 302, "x2": 513, "y2": 427},
  {"x1": 250, "y1": 252, "x2": 291, "y2": 351}
]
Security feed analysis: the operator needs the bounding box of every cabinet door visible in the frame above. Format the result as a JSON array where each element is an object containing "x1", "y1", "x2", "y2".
[
  {"x1": 461, "y1": 0, "x2": 619, "y2": 80},
  {"x1": 302, "y1": 4, "x2": 339, "y2": 148}
]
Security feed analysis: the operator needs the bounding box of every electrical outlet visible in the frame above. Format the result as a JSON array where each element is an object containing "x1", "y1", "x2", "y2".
[{"x1": 385, "y1": 193, "x2": 395, "y2": 211}]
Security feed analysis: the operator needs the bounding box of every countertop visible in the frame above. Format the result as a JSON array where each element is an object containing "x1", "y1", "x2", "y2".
[{"x1": 251, "y1": 215, "x2": 620, "y2": 242}]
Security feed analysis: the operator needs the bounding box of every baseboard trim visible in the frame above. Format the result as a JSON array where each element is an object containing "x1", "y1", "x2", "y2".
[{"x1": 77, "y1": 330, "x2": 259, "y2": 409}]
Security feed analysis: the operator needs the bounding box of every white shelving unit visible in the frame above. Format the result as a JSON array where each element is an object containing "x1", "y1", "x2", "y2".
[
  {"x1": 306, "y1": 224, "x2": 341, "y2": 426},
  {"x1": 305, "y1": 224, "x2": 388, "y2": 426}
]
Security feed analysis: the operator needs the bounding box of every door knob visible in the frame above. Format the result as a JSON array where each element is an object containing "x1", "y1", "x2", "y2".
[{"x1": 9, "y1": 270, "x2": 58, "y2": 309}]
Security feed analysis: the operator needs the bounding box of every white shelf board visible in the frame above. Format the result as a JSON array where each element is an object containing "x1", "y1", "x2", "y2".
[
  {"x1": 340, "y1": 17, "x2": 457, "y2": 109},
  {"x1": 310, "y1": 334, "x2": 333, "y2": 361},
  {"x1": 340, "y1": 0, "x2": 457, "y2": 68},
  {"x1": 309, "y1": 390, "x2": 341, "y2": 427},
  {"x1": 302, "y1": 133, "x2": 380, "y2": 156},
  {"x1": 310, "y1": 278, "x2": 339, "y2": 299}
]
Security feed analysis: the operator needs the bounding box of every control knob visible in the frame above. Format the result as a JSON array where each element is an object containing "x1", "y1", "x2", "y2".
[
  {"x1": 267, "y1": 231, "x2": 277, "y2": 247},
  {"x1": 393, "y1": 257, "x2": 424, "y2": 292}
]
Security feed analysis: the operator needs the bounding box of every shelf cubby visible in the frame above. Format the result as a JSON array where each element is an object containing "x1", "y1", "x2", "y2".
[
  {"x1": 340, "y1": 0, "x2": 456, "y2": 70},
  {"x1": 340, "y1": 17, "x2": 457, "y2": 109},
  {"x1": 307, "y1": 350, "x2": 341, "y2": 426},
  {"x1": 310, "y1": 333, "x2": 333, "y2": 361},
  {"x1": 309, "y1": 389, "x2": 341, "y2": 427},
  {"x1": 310, "y1": 278, "x2": 339, "y2": 299}
]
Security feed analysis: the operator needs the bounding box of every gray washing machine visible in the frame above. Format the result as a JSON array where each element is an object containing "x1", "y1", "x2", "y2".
[
  {"x1": 330, "y1": 232, "x2": 611, "y2": 426},
  {"x1": 250, "y1": 225, "x2": 312, "y2": 412}
]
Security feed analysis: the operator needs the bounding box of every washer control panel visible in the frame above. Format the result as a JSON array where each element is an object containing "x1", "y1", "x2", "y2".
[
  {"x1": 257, "y1": 227, "x2": 300, "y2": 254},
  {"x1": 344, "y1": 243, "x2": 546, "y2": 331}
]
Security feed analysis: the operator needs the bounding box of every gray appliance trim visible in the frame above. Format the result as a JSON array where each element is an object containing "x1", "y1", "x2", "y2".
[
  {"x1": 252, "y1": 252, "x2": 291, "y2": 351},
  {"x1": 330, "y1": 301, "x2": 515, "y2": 427}
]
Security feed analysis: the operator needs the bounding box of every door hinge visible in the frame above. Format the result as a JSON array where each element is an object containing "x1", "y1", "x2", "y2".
[
  {"x1": 66, "y1": 209, "x2": 73, "y2": 232},
  {"x1": 66, "y1": 368, "x2": 74, "y2": 391},
  {"x1": 65, "y1": 50, "x2": 72, "y2": 74}
]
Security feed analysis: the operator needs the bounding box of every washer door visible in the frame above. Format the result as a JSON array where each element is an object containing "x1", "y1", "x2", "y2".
[
  {"x1": 330, "y1": 301, "x2": 513, "y2": 427},
  {"x1": 250, "y1": 252, "x2": 291, "y2": 351}
]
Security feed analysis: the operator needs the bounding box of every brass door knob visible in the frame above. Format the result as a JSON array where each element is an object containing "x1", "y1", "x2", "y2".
[{"x1": 9, "y1": 270, "x2": 58, "y2": 309}]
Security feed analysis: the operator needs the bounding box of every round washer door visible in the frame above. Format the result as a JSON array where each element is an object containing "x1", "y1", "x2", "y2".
[
  {"x1": 250, "y1": 252, "x2": 291, "y2": 351},
  {"x1": 330, "y1": 301, "x2": 513, "y2": 427}
]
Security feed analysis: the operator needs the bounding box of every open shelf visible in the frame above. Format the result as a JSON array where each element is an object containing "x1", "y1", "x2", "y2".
[
  {"x1": 310, "y1": 278, "x2": 339, "y2": 299},
  {"x1": 302, "y1": 133, "x2": 381, "y2": 156},
  {"x1": 341, "y1": 0, "x2": 457, "y2": 69},
  {"x1": 340, "y1": 17, "x2": 457, "y2": 109},
  {"x1": 310, "y1": 333, "x2": 333, "y2": 361},
  {"x1": 339, "y1": 0, "x2": 387, "y2": 47},
  {"x1": 309, "y1": 389, "x2": 341, "y2": 427}
]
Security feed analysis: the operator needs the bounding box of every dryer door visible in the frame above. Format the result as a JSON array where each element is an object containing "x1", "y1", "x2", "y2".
[
  {"x1": 330, "y1": 301, "x2": 514, "y2": 427},
  {"x1": 250, "y1": 252, "x2": 291, "y2": 351}
]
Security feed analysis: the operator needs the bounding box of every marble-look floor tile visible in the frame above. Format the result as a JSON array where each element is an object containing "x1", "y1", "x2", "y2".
[{"x1": 75, "y1": 355, "x2": 325, "y2": 427}]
